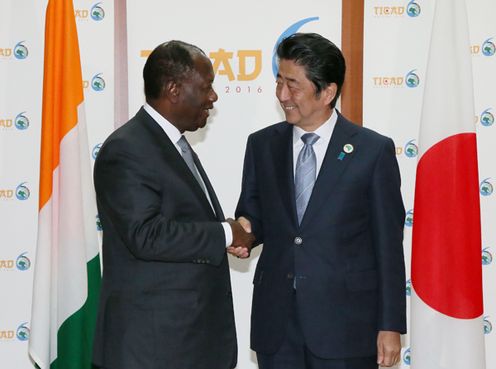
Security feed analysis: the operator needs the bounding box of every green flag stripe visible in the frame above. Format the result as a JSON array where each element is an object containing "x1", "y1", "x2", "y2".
[{"x1": 51, "y1": 255, "x2": 101, "y2": 369}]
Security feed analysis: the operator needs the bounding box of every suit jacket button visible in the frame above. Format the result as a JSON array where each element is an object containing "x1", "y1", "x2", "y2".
[
  {"x1": 294, "y1": 237, "x2": 303, "y2": 245},
  {"x1": 287, "y1": 273, "x2": 294, "y2": 279}
]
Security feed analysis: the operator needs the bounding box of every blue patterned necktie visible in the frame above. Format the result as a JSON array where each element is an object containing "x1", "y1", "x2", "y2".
[
  {"x1": 295, "y1": 133, "x2": 320, "y2": 224},
  {"x1": 177, "y1": 136, "x2": 206, "y2": 194}
]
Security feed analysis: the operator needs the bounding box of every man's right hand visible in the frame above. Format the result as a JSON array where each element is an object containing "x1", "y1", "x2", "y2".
[{"x1": 226, "y1": 217, "x2": 254, "y2": 258}]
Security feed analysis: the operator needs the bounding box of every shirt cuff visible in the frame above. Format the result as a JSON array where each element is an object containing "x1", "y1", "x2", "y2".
[{"x1": 222, "y1": 222, "x2": 233, "y2": 247}]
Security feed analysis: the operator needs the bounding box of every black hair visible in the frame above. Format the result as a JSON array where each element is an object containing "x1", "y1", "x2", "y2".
[
  {"x1": 143, "y1": 40, "x2": 205, "y2": 99},
  {"x1": 277, "y1": 33, "x2": 346, "y2": 108}
]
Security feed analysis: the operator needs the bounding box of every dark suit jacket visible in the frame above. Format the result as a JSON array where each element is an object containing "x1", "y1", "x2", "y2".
[
  {"x1": 236, "y1": 113, "x2": 406, "y2": 359},
  {"x1": 92, "y1": 108, "x2": 237, "y2": 369}
]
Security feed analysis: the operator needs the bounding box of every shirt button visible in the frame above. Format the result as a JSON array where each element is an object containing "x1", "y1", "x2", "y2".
[{"x1": 294, "y1": 237, "x2": 303, "y2": 245}]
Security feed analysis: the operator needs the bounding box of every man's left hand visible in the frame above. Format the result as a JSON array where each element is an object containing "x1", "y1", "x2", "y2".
[{"x1": 377, "y1": 330, "x2": 401, "y2": 367}]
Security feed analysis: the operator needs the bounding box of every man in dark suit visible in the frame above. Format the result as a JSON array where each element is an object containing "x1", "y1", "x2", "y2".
[
  {"x1": 234, "y1": 33, "x2": 406, "y2": 369},
  {"x1": 92, "y1": 40, "x2": 253, "y2": 369}
]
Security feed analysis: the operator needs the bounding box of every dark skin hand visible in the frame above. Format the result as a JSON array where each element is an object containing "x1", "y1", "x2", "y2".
[{"x1": 226, "y1": 218, "x2": 254, "y2": 258}]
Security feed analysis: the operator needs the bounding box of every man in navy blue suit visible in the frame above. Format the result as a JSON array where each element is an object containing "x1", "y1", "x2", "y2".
[{"x1": 234, "y1": 33, "x2": 406, "y2": 369}]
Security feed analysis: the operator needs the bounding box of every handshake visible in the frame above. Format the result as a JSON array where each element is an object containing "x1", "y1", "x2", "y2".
[{"x1": 226, "y1": 217, "x2": 254, "y2": 259}]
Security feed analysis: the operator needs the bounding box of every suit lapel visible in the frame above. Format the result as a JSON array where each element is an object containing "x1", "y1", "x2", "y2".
[
  {"x1": 138, "y1": 108, "x2": 216, "y2": 219},
  {"x1": 271, "y1": 123, "x2": 298, "y2": 227},
  {"x1": 299, "y1": 114, "x2": 358, "y2": 228}
]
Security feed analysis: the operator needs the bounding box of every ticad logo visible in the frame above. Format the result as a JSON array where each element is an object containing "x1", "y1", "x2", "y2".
[
  {"x1": 1, "y1": 112, "x2": 30, "y2": 131},
  {"x1": 272, "y1": 17, "x2": 320, "y2": 78},
  {"x1": 0, "y1": 41, "x2": 28, "y2": 59},
  {"x1": 479, "y1": 108, "x2": 494, "y2": 127},
  {"x1": 92, "y1": 143, "x2": 102, "y2": 159},
  {"x1": 482, "y1": 247, "x2": 493, "y2": 266},
  {"x1": 96, "y1": 214, "x2": 103, "y2": 231},
  {"x1": 91, "y1": 73, "x2": 106, "y2": 91},
  {"x1": 405, "y1": 279, "x2": 412, "y2": 296},
  {"x1": 480, "y1": 178, "x2": 493, "y2": 197},
  {"x1": 471, "y1": 37, "x2": 496, "y2": 56},
  {"x1": 13, "y1": 41, "x2": 29, "y2": 60},
  {"x1": 373, "y1": 1, "x2": 421, "y2": 17},
  {"x1": 372, "y1": 69, "x2": 420, "y2": 88},
  {"x1": 209, "y1": 49, "x2": 262, "y2": 81},
  {"x1": 403, "y1": 347, "x2": 411, "y2": 365},
  {"x1": 484, "y1": 316, "x2": 493, "y2": 335},
  {"x1": 16, "y1": 252, "x2": 31, "y2": 271},
  {"x1": 404, "y1": 140, "x2": 418, "y2": 158},
  {"x1": 90, "y1": 2, "x2": 105, "y2": 21},
  {"x1": 16, "y1": 323, "x2": 30, "y2": 341},
  {"x1": 405, "y1": 209, "x2": 413, "y2": 227},
  {"x1": 15, "y1": 182, "x2": 30, "y2": 200}
]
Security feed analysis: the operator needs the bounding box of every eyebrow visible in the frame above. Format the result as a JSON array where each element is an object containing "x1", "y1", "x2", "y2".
[{"x1": 276, "y1": 74, "x2": 298, "y2": 83}]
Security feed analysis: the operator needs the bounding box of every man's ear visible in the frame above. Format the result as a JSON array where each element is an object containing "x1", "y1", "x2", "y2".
[
  {"x1": 164, "y1": 81, "x2": 180, "y2": 103},
  {"x1": 323, "y1": 82, "x2": 338, "y2": 106}
]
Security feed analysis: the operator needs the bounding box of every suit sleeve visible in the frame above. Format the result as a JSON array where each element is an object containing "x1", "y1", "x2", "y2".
[
  {"x1": 235, "y1": 134, "x2": 264, "y2": 246},
  {"x1": 370, "y1": 138, "x2": 407, "y2": 333},
  {"x1": 94, "y1": 139, "x2": 226, "y2": 266}
]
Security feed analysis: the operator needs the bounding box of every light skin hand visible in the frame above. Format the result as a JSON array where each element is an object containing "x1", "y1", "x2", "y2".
[
  {"x1": 377, "y1": 331, "x2": 401, "y2": 367},
  {"x1": 237, "y1": 216, "x2": 252, "y2": 233}
]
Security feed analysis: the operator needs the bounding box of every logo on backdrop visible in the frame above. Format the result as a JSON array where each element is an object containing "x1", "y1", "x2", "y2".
[
  {"x1": 16, "y1": 323, "x2": 29, "y2": 341},
  {"x1": 404, "y1": 140, "x2": 418, "y2": 157},
  {"x1": 16, "y1": 253, "x2": 31, "y2": 271},
  {"x1": 480, "y1": 108, "x2": 494, "y2": 127},
  {"x1": 405, "y1": 209, "x2": 413, "y2": 227},
  {"x1": 1, "y1": 253, "x2": 31, "y2": 272},
  {"x1": 471, "y1": 37, "x2": 496, "y2": 56},
  {"x1": 96, "y1": 214, "x2": 103, "y2": 231},
  {"x1": 91, "y1": 73, "x2": 106, "y2": 91},
  {"x1": 484, "y1": 316, "x2": 493, "y2": 335},
  {"x1": 272, "y1": 17, "x2": 320, "y2": 78},
  {"x1": 0, "y1": 112, "x2": 30, "y2": 131},
  {"x1": 373, "y1": 1, "x2": 421, "y2": 17},
  {"x1": 372, "y1": 69, "x2": 420, "y2": 88},
  {"x1": 75, "y1": 2, "x2": 105, "y2": 21},
  {"x1": 15, "y1": 182, "x2": 30, "y2": 200},
  {"x1": 0, "y1": 323, "x2": 29, "y2": 341},
  {"x1": 403, "y1": 347, "x2": 411, "y2": 365},
  {"x1": 91, "y1": 2, "x2": 105, "y2": 21},
  {"x1": 482, "y1": 247, "x2": 493, "y2": 266},
  {"x1": 92, "y1": 143, "x2": 102, "y2": 159},
  {"x1": 480, "y1": 178, "x2": 493, "y2": 196},
  {"x1": 405, "y1": 279, "x2": 412, "y2": 296},
  {"x1": 0, "y1": 41, "x2": 28, "y2": 60}
]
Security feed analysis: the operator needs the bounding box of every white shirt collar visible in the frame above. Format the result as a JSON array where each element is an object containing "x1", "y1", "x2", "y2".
[
  {"x1": 143, "y1": 103, "x2": 182, "y2": 146},
  {"x1": 292, "y1": 109, "x2": 338, "y2": 145}
]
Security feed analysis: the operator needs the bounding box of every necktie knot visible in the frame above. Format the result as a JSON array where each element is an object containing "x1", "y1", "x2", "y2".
[
  {"x1": 301, "y1": 132, "x2": 319, "y2": 146},
  {"x1": 177, "y1": 135, "x2": 190, "y2": 153}
]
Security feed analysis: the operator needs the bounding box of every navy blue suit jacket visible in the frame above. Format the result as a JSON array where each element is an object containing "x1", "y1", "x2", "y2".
[{"x1": 236, "y1": 113, "x2": 406, "y2": 359}]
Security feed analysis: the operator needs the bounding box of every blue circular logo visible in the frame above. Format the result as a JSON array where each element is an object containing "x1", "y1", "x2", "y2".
[
  {"x1": 96, "y1": 214, "x2": 102, "y2": 231},
  {"x1": 91, "y1": 3, "x2": 105, "y2": 21},
  {"x1": 403, "y1": 347, "x2": 411, "y2": 365},
  {"x1": 482, "y1": 38, "x2": 496, "y2": 57},
  {"x1": 92, "y1": 143, "x2": 102, "y2": 159},
  {"x1": 16, "y1": 323, "x2": 30, "y2": 341},
  {"x1": 16, "y1": 182, "x2": 30, "y2": 200},
  {"x1": 14, "y1": 42, "x2": 28, "y2": 60},
  {"x1": 406, "y1": 279, "x2": 412, "y2": 296},
  {"x1": 15, "y1": 112, "x2": 30, "y2": 130},
  {"x1": 480, "y1": 109, "x2": 494, "y2": 127},
  {"x1": 404, "y1": 140, "x2": 418, "y2": 158},
  {"x1": 272, "y1": 17, "x2": 320, "y2": 78},
  {"x1": 407, "y1": 1, "x2": 421, "y2": 17},
  {"x1": 480, "y1": 178, "x2": 493, "y2": 196},
  {"x1": 482, "y1": 248, "x2": 493, "y2": 266},
  {"x1": 91, "y1": 74, "x2": 106, "y2": 91},
  {"x1": 405, "y1": 70, "x2": 420, "y2": 88},
  {"x1": 484, "y1": 316, "x2": 492, "y2": 335},
  {"x1": 16, "y1": 253, "x2": 31, "y2": 271},
  {"x1": 405, "y1": 209, "x2": 414, "y2": 227}
]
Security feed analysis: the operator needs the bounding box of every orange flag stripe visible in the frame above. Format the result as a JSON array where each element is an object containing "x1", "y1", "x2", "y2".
[{"x1": 39, "y1": 0, "x2": 84, "y2": 210}]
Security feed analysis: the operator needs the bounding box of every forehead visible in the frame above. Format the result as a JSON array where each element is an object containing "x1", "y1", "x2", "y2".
[
  {"x1": 192, "y1": 55, "x2": 215, "y2": 81},
  {"x1": 277, "y1": 59, "x2": 309, "y2": 81}
]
